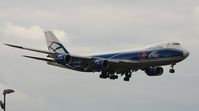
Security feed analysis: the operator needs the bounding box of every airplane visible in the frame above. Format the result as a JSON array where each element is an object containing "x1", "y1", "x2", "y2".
[{"x1": 5, "y1": 31, "x2": 190, "y2": 81}]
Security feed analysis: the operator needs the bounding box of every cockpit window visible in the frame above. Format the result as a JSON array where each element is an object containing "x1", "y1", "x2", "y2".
[{"x1": 173, "y1": 43, "x2": 180, "y2": 45}]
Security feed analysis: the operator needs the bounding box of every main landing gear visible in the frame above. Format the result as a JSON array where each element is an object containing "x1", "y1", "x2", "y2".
[
  {"x1": 99, "y1": 71, "x2": 109, "y2": 79},
  {"x1": 123, "y1": 73, "x2": 131, "y2": 81},
  {"x1": 110, "y1": 75, "x2": 118, "y2": 80},
  {"x1": 99, "y1": 71, "x2": 132, "y2": 81},
  {"x1": 169, "y1": 64, "x2": 175, "y2": 73},
  {"x1": 99, "y1": 71, "x2": 118, "y2": 80}
]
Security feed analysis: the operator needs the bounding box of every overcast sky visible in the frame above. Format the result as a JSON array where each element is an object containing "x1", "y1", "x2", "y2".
[{"x1": 0, "y1": 0, "x2": 199, "y2": 111}]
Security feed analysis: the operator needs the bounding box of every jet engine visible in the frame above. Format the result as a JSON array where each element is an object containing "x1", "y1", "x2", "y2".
[
  {"x1": 145, "y1": 67, "x2": 164, "y2": 76},
  {"x1": 90, "y1": 59, "x2": 109, "y2": 71},
  {"x1": 54, "y1": 54, "x2": 71, "y2": 64}
]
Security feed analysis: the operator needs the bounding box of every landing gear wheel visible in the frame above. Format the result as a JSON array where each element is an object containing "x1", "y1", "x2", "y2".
[
  {"x1": 124, "y1": 77, "x2": 130, "y2": 81},
  {"x1": 169, "y1": 69, "x2": 175, "y2": 73},
  {"x1": 99, "y1": 74, "x2": 106, "y2": 79},
  {"x1": 110, "y1": 76, "x2": 115, "y2": 80},
  {"x1": 110, "y1": 75, "x2": 118, "y2": 80},
  {"x1": 123, "y1": 72, "x2": 131, "y2": 81}
]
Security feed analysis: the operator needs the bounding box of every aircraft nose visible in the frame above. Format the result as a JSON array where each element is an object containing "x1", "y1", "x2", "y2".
[{"x1": 183, "y1": 50, "x2": 190, "y2": 58}]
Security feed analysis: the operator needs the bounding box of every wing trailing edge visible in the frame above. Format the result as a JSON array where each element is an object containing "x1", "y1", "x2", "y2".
[{"x1": 23, "y1": 55, "x2": 54, "y2": 62}]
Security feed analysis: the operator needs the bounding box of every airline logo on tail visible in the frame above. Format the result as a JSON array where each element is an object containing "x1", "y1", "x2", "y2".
[
  {"x1": 48, "y1": 41, "x2": 68, "y2": 54},
  {"x1": 44, "y1": 31, "x2": 69, "y2": 54}
]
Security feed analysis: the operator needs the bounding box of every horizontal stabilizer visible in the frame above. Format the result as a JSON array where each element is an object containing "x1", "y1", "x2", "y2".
[
  {"x1": 23, "y1": 55, "x2": 54, "y2": 62},
  {"x1": 4, "y1": 43, "x2": 55, "y2": 54}
]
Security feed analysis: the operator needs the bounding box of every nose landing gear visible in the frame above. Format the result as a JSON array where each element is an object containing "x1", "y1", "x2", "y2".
[{"x1": 169, "y1": 64, "x2": 175, "y2": 73}]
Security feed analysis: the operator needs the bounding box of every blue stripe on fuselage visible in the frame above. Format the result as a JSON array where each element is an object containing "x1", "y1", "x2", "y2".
[{"x1": 93, "y1": 48, "x2": 183, "y2": 61}]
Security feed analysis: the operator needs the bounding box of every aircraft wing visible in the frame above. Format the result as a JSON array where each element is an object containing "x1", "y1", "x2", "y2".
[
  {"x1": 69, "y1": 55, "x2": 145, "y2": 71},
  {"x1": 4, "y1": 43, "x2": 55, "y2": 55},
  {"x1": 4, "y1": 43, "x2": 145, "y2": 70}
]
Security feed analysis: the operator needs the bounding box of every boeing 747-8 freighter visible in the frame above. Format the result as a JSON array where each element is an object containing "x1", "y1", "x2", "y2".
[{"x1": 5, "y1": 31, "x2": 190, "y2": 81}]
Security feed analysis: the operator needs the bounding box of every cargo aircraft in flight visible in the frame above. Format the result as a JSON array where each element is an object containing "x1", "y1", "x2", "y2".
[{"x1": 5, "y1": 31, "x2": 190, "y2": 81}]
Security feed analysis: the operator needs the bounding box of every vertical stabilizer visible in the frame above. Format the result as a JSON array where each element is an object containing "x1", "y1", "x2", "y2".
[{"x1": 44, "y1": 31, "x2": 69, "y2": 54}]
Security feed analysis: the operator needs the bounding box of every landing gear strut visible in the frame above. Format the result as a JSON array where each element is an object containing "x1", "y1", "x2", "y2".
[{"x1": 169, "y1": 64, "x2": 175, "y2": 73}]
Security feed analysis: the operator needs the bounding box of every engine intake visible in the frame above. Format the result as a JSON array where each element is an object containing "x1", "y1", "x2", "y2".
[
  {"x1": 90, "y1": 59, "x2": 109, "y2": 71},
  {"x1": 145, "y1": 67, "x2": 164, "y2": 76}
]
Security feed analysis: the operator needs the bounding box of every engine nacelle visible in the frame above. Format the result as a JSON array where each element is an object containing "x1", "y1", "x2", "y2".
[
  {"x1": 145, "y1": 67, "x2": 164, "y2": 76},
  {"x1": 54, "y1": 54, "x2": 71, "y2": 64},
  {"x1": 90, "y1": 59, "x2": 109, "y2": 71}
]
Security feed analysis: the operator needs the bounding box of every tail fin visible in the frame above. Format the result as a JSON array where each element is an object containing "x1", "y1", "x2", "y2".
[{"x1": 44, "y1": 31, "x2": 69, "y2": 54}]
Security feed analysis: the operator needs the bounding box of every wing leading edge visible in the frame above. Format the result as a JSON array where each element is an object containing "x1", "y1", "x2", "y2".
[{"x1": 4, "y1": 43, "x2": 54, "y2": 55}]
